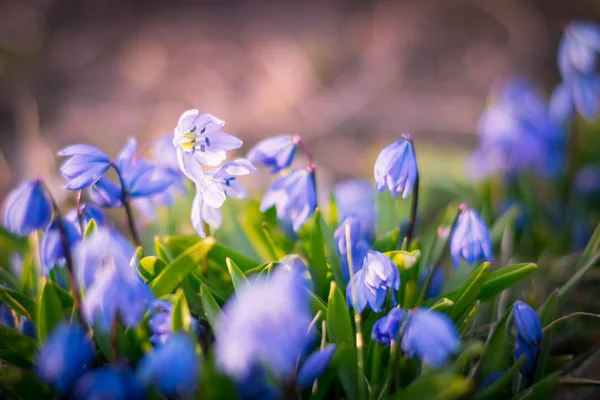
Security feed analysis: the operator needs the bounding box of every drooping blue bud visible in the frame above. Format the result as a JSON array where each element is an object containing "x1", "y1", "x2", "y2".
[
  {"x1": 450, "y1": 206, "x2": 492, "y2": 267},
  {"x1": 247, "y1": 134, "x2": 298, "y2": 174},
  {"x1": 513, "y1": 301, "x2": 543, "y2": 346},
  {"x1": 371, "y1": 308, "x2": 407, "y2": 345},
  {"x1": 374, "y1": 135, "x2": 418, "y2": 198},
  {"x1": 58, "y1": 144, "x2": 111, "y2": 190},
  {"x1": 2, "y1": 179, "x2": 52, "y2": 236},
  {"x1": 346, "y1": 251, "x2": 400, "y2": 312},
  {"x1": 36, "y1": 323, "x2": 94, "y2": 393},
  {"x1": 296, "y1": 344, "x2": 337, "y2": 388}
]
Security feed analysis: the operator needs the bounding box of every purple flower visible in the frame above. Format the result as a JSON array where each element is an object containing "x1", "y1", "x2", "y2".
[
  {"x1": 450, "y1": 207, "x2": 492, "y2": 267},
  {"x1": 137, "y1": 333, "x2": 200, "y2": 397},
  {"x1": 2, "y1": 179, "x2": 52, "y2": 236},
  {"x1": 340, "y1": 239, "x2": 370, "y2": 283},
  {"x1": 558, "y1": 21, "x2": 600, "y2": 77},
  {"x1": 260, "y1": 167, "x2": 317, "y2": 232},
  {"x1": 346, "y1": 251, "x2": 400, "y2": 312},
  {"x1": 39, "y1": 218, "x2": 81, "y2": 275},
  {"x1": 371, "y1": 308, "x2": 407, "y2": 345},
  {"x1": 515, "y1": 335, "x2": 538, "y2": 376},
  {"x1": 37, "y1": 323, "x2": 94, "y2": 393},
  {"x1": 247, "y1": 134, "x2": 298, "y2": 174},
  {"x1": 215, "y1": 267, "x2": 312, "y2": 381},
  {"x1": 89, "y1": 177, "x2": 123, "y2": 208},
  {"x1": 374, "y1": 135, "x2": 418, "y2": 198},
  {"x1": 172, "y1": 109, "x2": 243, "y2": 182},
  {"x1": 72, "y1": 367, "x2": 144, "y2": 400},
  {"x1": 58, "y1": 144, "x2": 111, "y2": 190},
  {"x1": 513, "y1": 301, "x2": 542, "y2": 347},
  {"x1": 550, "y1": 75, "x2": 600, "y2": 121},
  {"x1": 401, "y1": 309, "x2": 460, "y2": 367}
]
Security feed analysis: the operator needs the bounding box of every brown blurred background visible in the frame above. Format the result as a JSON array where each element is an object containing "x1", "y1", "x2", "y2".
[{"x1": 0, "y1": 0, "x2": 597, "y2": 197}]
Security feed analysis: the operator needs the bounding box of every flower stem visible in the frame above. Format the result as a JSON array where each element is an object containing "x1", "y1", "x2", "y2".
[
  {"x1": 345, "y1": 223, "x2": 367, "y2": 400},
  {"x1": 294, "y1": 136, "x2": 315, "y2": 170},
  {"x1": 401, "y1": 136, "x2": 419, "y2": 249},
  {"x1": 75, "y1": 190, "x2": 84, "y2": 234},
  {"x1": 41, "y1": 182, "x2": 85, "y2": 326},
  {"x1": 111, "y1": 163, "x2": 141, "y2": 247}
]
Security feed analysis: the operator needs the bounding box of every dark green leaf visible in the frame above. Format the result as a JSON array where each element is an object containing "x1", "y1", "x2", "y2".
[
  {"x1": 37, "y1": 281, "x2": 65, "y2": 342},
  {"x1": 0, "y1": 326, "x2": 37, "y2": 363},
  {"x1": 261, "y1": 223, "x2": 287, "y2": 260},
  {"x1": 534, "y1": 290, "x2": 559, "y2": 383},
  {"x1": 200, "y1": 284, "x2": 221, "y2": 330},
  {"x1": 0, "y1": 287, "x2": 35, "y2": 321},
  {"x1": 309, "y1": 209, "x2": 329, "y2": 299},
  {"x1": 150, "y1": 237, "x2": 216, "y2": 297},
  {"x1": 479, "y1": 263, "x2": 537, "y2": 301},
  {"x1": 171, "y1": 288, "x2": 192, "y2": 333},
  {"x1": 226, "y1": 258, "x2": 249, "y2": 293},
  {"x1": 474, "y1": 355, "x2": 525, "y2": 400},
  {"x1": 449, "y1": 262, "x2": 490, "y2": 320},
  {"x1": 208, "y1": 243, "x2": 260, "y2": 273},
  {"x1": 489, "y1": 205, "x2": 519, "y2": 245},
  {"x1": 0, "y1": 225, "x2": 29, "y2": 253},
  {"x1": 477, "y1": 309, "x2": 511, "y2": 380},
  {"x1": 374, "y1": 228, "x2": 401, "y2": 252},
  {"x1": 392, "y1": 372, "x2": 472, "y2": 400}
]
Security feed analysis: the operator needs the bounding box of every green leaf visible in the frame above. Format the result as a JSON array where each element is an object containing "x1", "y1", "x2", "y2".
[
  {"x1": 474, "y1": 355, "x2": 525, "y2": 400},
  {"x1": 171, "y1": 288, "x2": 192, "y2": 333},
  {"x1": 226, "y1": 258, "x2": 250, "y2": 293},
  {"x1": 430, "y1": 297, "x2": 455, "y2": 312},
  {"x1": 200, "y1": 284, "x2": 221, "y2": 331},
  {"x1": 261, "y1": 223, "x2": 287, "y2": 260},
  {"x1": 150, "y1": 237, "x2": 216, "y2": 297},
  {"x1": 37, "y1": 281, "x2": 65, "y2": 342},
  {"x1": 458, "y1": 300, "x2": 480, "y2": 335},
  {"x1": 489, "y1": 205, "x2": 519, "y2": 244},
  {"x1": 154, "y1": 236, "x2": 174, "y2": 262},
  {"x1": 326, "y1": 281, "x2": 357, "y2": 400},
  {"x1": 453, "y1": 341, "x2": 485, "y2": 373},
  {"x1": 580, "y1": 221, "x2": 600, "y2": 266},
  {"x1": 376, "y1": 191, "x2": 400, "y2": 236},
  {"x1": 319, "y1": 214, "x2": 343, "y2": 289},
  {"x1": 449, "y1": 262, "x2": 490, "y2": 320},
  {"x1": 139, "y1": 256, "x2": 167, "y2": 282},
  {"x1": 309, "y1": 210, "x2": 329, "y2": 299},
  {"x1": 0, "y1": 287, "x2": 36, "y2": 321},
  {"x1": 0, "y1": 326, "x2": 38, "y2": 367},
  {"x1": 514, "y1": 374, "x2": 559, "y2": 400},
  {"x1": 83, "y1": 218, "x2": 98, "y2": 238},
  {"x1": 374, "y1": 228, "x2": 401, "y2": 252},
  {"x1": 48, "y1": 281, "x2": 73, "y2": 310},
  {"x1": 477, "y1": 309, "x2": 511, "y2": 380},
  {"x1": 479, "y1": 263, "x2": 537, "y2": 301},
  {"x1": 0, "y1": 225, "x2": 29, "y2": 253},
  {"x1": 392, "y1": 372, "x2": 472, "y2": 400},
  {"x1": 534, "y1": 290, "x2": 559, "y2": 383},
  {"x1": 208, "y1": 243, "x2": 260, "y2": 273}
]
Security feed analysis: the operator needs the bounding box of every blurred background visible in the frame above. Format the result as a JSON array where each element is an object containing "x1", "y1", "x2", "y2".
[{"x1": 0, "y1": 0, "x2": 597, "y2": 197}]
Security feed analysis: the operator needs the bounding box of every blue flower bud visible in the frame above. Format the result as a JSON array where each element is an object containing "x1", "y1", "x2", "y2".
[
  {"x1": 2, "y1": 179, "x2": 52, "y2": 236},
  {"x1": 374, "y1": 135, "x2": 418, "y2": 198},
  {"x1": 297, "y1": 344, "x2": 337, "y2": 388},
  {"x1": 340, "y1": 239, "x2": 369, "y2": 283},
  {"x1": 137, "y1": 333, "x2": 200, "y2": 397},
  {"x1": 558, "y1": 21, "x2": 600, "y2": 77},
  {"x1": 450, "y1": 207, "x2": 492, "y2": 267},
  {"x1": 260, "y1": 167, "x2": 317, "y2": 232},
  {"x1": 333, "y1": 179, "x2": 375, "y2": 240},
  {"x1": 72, "y1": 367, "x2": 144, "y2": 400},
  {"x1": 36, "y1": 323, "x2": 94, "y2": 393},
  {"x1": 513, "y1": 301, "x2": 542, "y2": 346},
  {"x1": 346, "y1": 251, "x2": 400, "y2": 312},
  {"x1": 401, "y1": 309, "x2": 460, "y2": 367},
  {"x1": 18, "y1": 316, "x2": 37, "y2": 339},
  {"x1": 58, "y1": 144, "x2": 111, "y2": 190},
  {"x1": 418, "y1": 266, "x2": 444, "y2": 301},
  {"x1": 39, "y1": 218, "x2": 81, "y2": 275},
  {"x1": 334, "y1": 216, "x2": 363, "y2": 255},
  {"x1": 371, "y1": 308, "x2": 407, "y2": 345},
  {"x1": 515, "y1": 335, "x2": 538, "y2": 376},
  {"x1": 247, "y1": 134, "x2": 298, "y2": 174}
]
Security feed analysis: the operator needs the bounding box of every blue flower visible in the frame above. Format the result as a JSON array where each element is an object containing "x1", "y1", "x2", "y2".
[
  {"x1": 513, "y1": 301, "x2": 542, "y2": 347},
  {"x1": 236, "y1": 365, "x2": 281, "y2": 400},
  {"x1": 334, "y1": 216, "x2": 371, "y2": 282},
  {"x1": 297, "y1": 344, "x2": 337, "y2": 388},
  {"x1": 346, "y1": 251, "x2": 400, "y2": 312},
  {"x1": 39, "y1": 218, "x2": 81, "y2": 275},
  {"x1": 450, "y1": 207, "x2": 492, "y2": 267},
  {"x1": 18, "y1": 316, "x2": 37, "y2": 339},
  {"x1": 148, "y1": 299, "x2": 201, "y2": 346},
  {"x1": 65, "y1": 203, "x2": 107, "y2": 232},
  {"x1": 333, "y1": 179, "x2": 376, "y2": 239},
  {"x1": 58, "y1": 144, "x2": 111, "y2": 190},
  {"x1": 190, "y1": 159, "x2": 256, "y2": 237},
  {"x1": 558, "y1": 21, "x2": 600, "y2": 77},
  {"x1": 89, "y1": 177, "x2": 124, "y2": 208},
  {"x1": 137, "y1": 333, "x2": 200, "y2": 397},
  {"x1": 401, "y1": 309, "x2": 460, "y2": 367},
  {"x1": 36, "y1": 322, "x2": 94, "y2": 393},
  {"x1": 2, "y1": 179, "x2": 52, "y2": 236},
  {"x1": 72, "y1": 367, "x2": 144, "y2": 400},
  {"x1": 515, "y1": 335, "x2": 538, "y2": 376},
  {"x1": 260, "y1": 167, "x2": 317, "y2": 232},
  {"x1": 172, "y1": 109, "x2": 243, "y2": 182},
  {"x1": 334, "y1": 216, "x2": 364, "y2": 255},
  {"x1": 0, "y1": 301, "x2": 15, "y2": 328},
  {"x1": 73, "y1": 227, "x2": 135, "y2": 287},
  {"x1": 215, "y1": 266, "x2": 312, "y2": 381},
  {"x1": 371, "y1": 308, "x2": 407, "y2": 345},
  {"x1": 278, "y1": 254, "x2": 313, "y2": 289},
  {"x1": 374, "y1": 135, "x2": 418, "y2": 198},
  {"x1": 247, "y1": 134, "x2": 298, "y2": 174},
  {"x1": 151, "y1": 135, "x2": 188, "y2": 206},
  {"x1": 550, "y1": 75, "x2": 600, "y2": 121},
  {"x1": 83, "y1": 267, "x2": 153, "y2": 330},
  {"x1": 418, "y1": 266, "x2": 444, "y2": 300}
]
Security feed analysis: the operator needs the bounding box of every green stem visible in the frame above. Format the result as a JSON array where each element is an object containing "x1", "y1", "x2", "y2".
[{"x1": 345, "y1": 223, "x2": 366, "y2": 400}]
